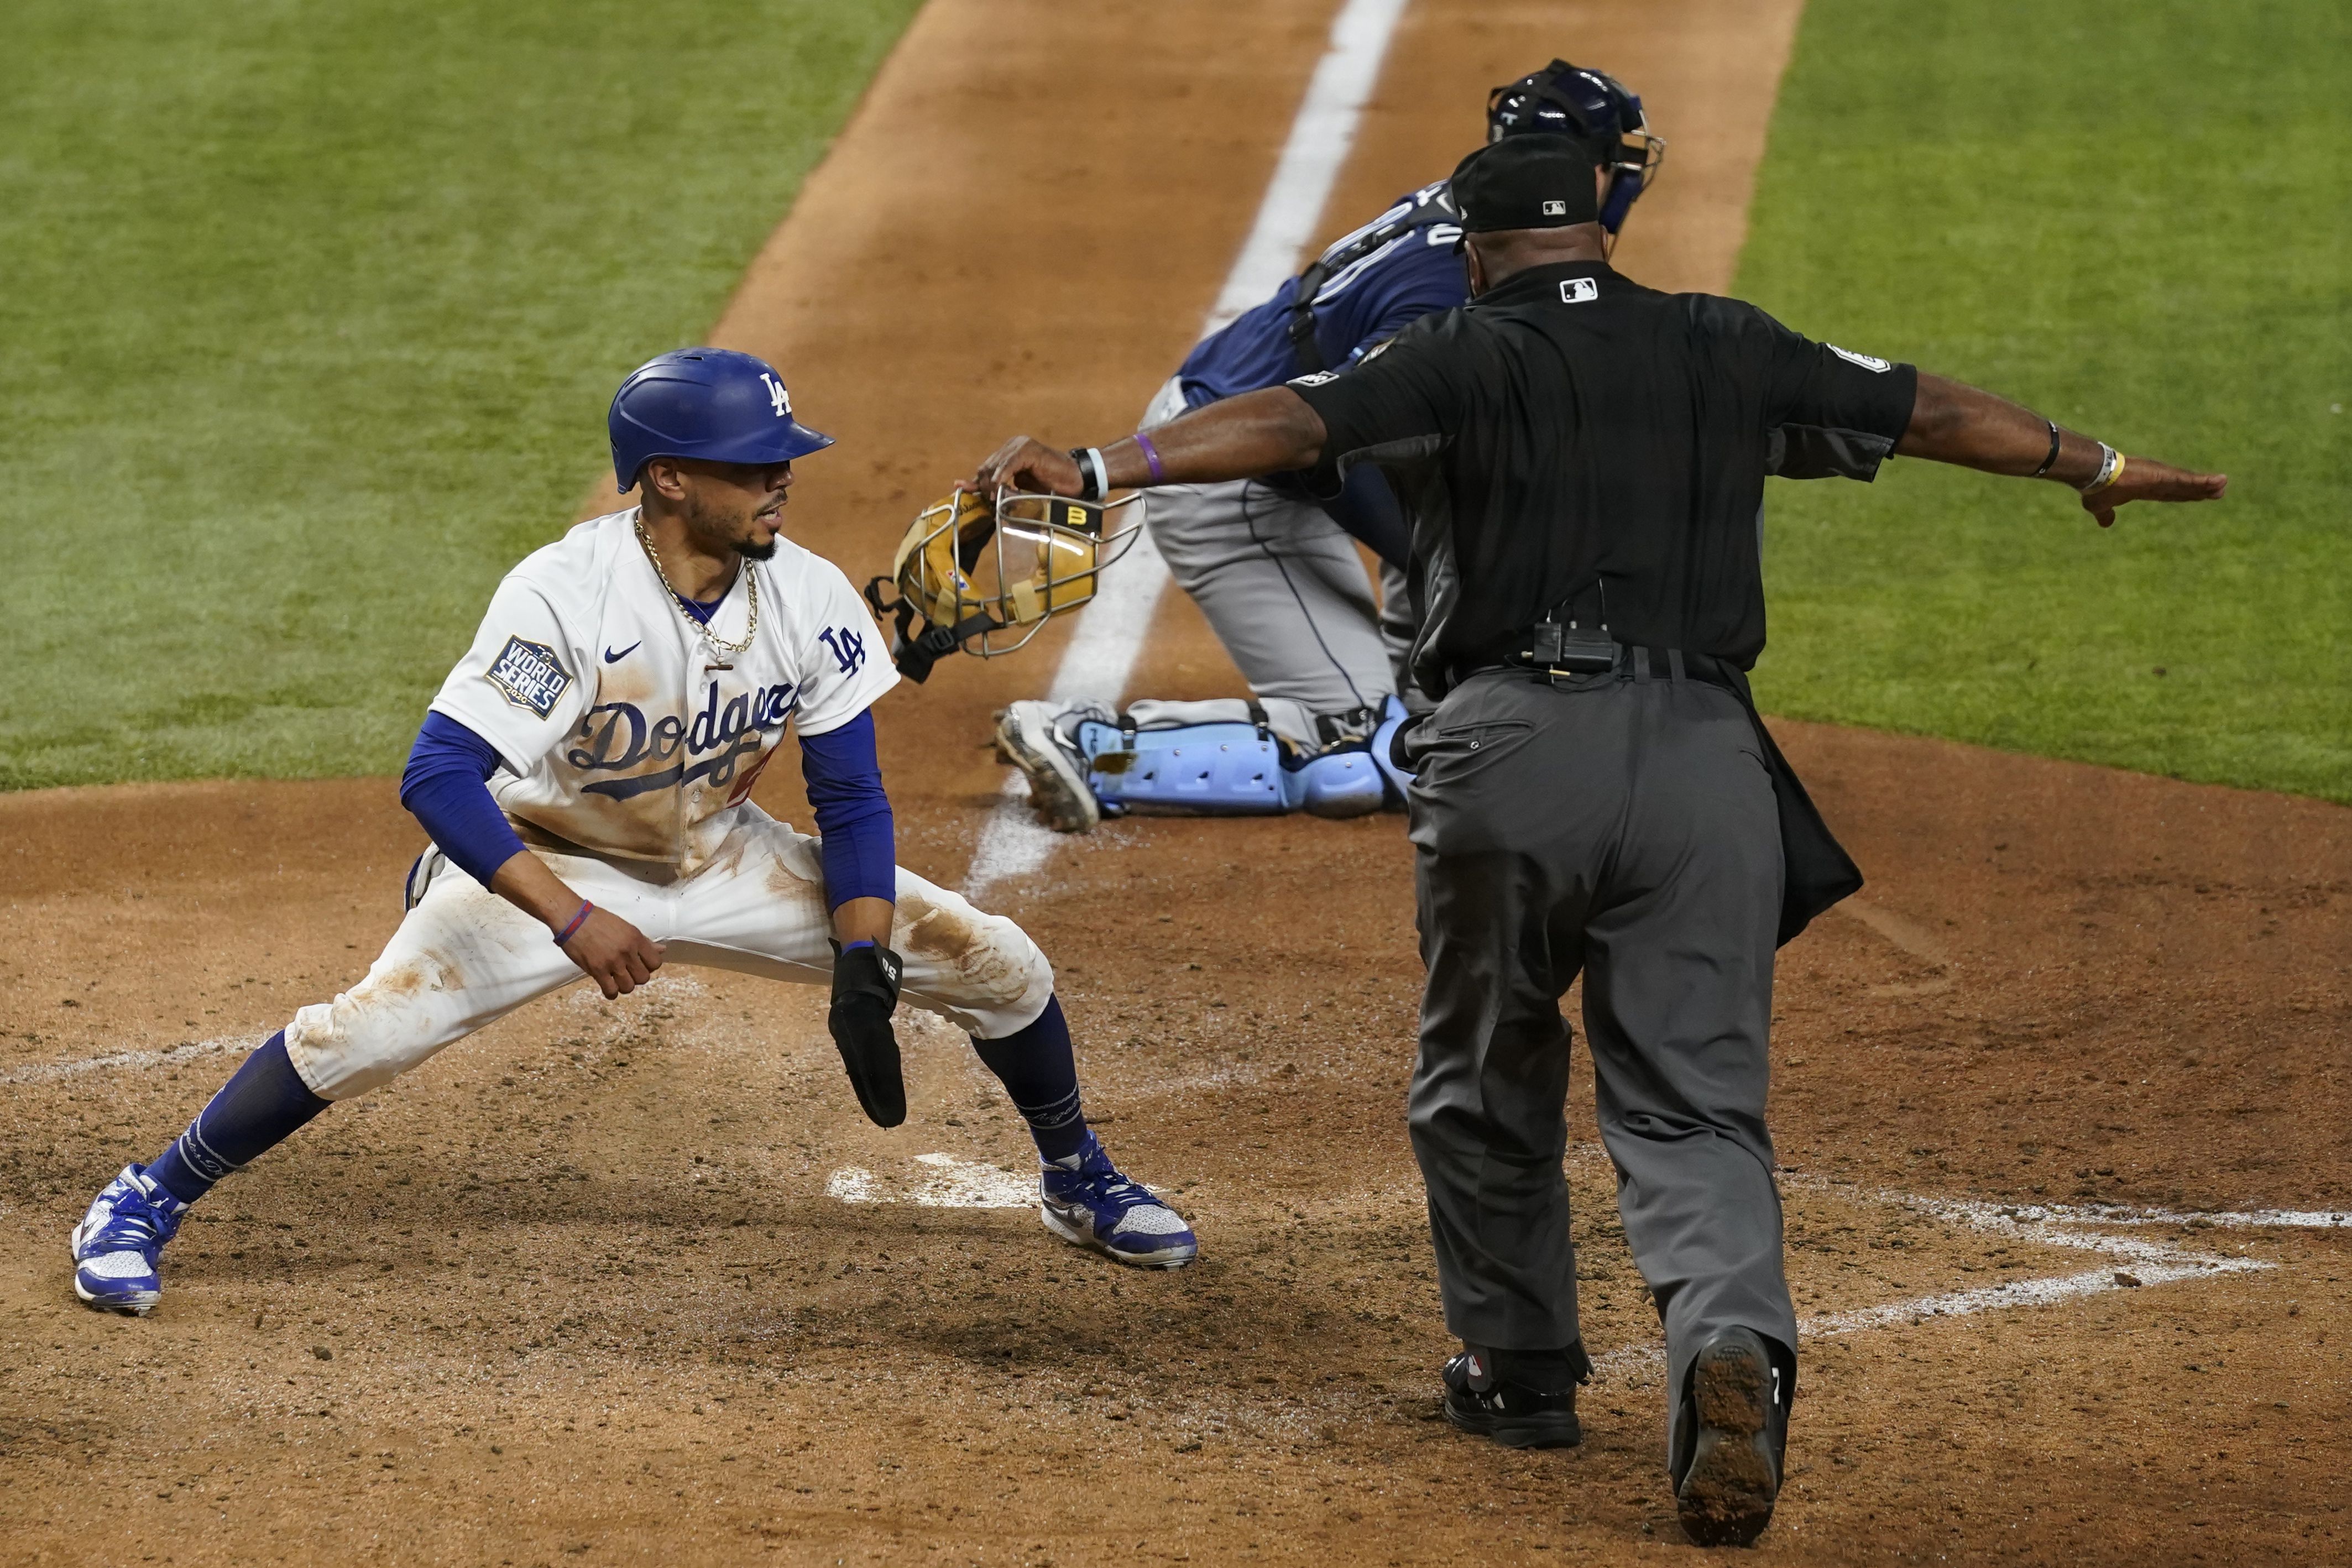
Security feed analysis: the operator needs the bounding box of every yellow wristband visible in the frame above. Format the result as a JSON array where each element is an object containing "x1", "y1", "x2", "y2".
[{"x1": 2083, "y1": 443, "x2": 2125, "y2": 494}]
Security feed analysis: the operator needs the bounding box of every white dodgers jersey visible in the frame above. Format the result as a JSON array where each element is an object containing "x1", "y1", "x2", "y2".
[{"x1": 428, "y1": 508, "x2": 898, "y2": 875}]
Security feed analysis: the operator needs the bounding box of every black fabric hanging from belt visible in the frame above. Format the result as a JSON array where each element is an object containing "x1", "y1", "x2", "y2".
[
  {"x1": 1676, "y1": 651, "x2": 1863, "y2": 947},
  {"x1": 1422, "y1": 646, "x2": 1863, "y2": 947}
]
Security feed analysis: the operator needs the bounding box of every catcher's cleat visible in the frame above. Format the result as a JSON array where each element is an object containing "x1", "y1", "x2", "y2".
[
  {"x1": 71, "y1": 1164, "x2": 188, "y2": 1316},
  {"x1": 1674, "y1": 1327, "x2": 1790, "y2": 1548},
  {"x1": 1441, "y1": 1348, "x2": 1585, "y2": 1449},
  {"x1": 1038, "y1": 1132, "x2": 1196, "y2": 1268},
  {"x1": 996, "y1": 700, "x2": 1100, "y2": 834}
]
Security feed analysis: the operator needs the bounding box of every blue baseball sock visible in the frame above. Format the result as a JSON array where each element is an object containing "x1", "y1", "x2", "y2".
[
  {"x1": 145, "y1": 1032, "x2": 332, "y2": 1205},
  {"x1": 970, "y1": 996, "x2": 1090, "y2": 1164}
]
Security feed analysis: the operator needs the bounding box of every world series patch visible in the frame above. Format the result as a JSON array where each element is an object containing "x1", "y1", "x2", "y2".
[{"x1": 485, "y1": 636, "x2": 572, "y2": 718}]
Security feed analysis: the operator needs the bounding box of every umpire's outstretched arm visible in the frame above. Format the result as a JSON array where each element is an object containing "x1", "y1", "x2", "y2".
[
  {"x1": 972, "y1": 386, "x2": 1325, "y2": 496},
  {"x1": 1897, "y1": 373, "x2": 2225, "y2": 526},
  {"x1": 971, "y1": 377, "x2": 2225, "y2": 530}
]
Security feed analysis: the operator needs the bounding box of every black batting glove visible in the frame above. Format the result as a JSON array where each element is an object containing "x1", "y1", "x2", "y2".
[{"x1": 828, "y1": 941, "x2": 907, "y2": 1128}]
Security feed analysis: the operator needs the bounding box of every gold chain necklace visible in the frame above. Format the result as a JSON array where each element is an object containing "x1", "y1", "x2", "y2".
[{"x1": 636, "y1": 518, "x2": 757, "y2": 656}]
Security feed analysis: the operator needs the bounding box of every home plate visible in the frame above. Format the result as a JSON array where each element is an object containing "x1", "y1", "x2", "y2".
[{"x1": 826, "y1": 1153, "x2": 1038, "y2": 1209}]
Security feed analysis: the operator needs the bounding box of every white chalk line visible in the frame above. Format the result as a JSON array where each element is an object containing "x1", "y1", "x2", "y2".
[
  {"x1": 0, "y1": 972, "x2": 723, "y2": 1091},
  {"x1": 1924, "y1": 1196, "x2": 2352, "y2": 1232},
  {"x1": 1588, "y1": 1176, "x2": 2316, "y2": 1383},
  {"x1": 0, "y1": 1033, "x2": 259, "y2": 1087},
  {"x1": 960, "y1": 0, "x2": 1412, "y2": 903},
  {"x1": 816, "y1": 1151, "x2": 2333, "y2": 1366}
]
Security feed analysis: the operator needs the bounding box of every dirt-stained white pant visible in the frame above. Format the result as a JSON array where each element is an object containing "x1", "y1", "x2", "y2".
[{"x1": 284, "y1": 804, "x2": 1055, "y2": 1100}]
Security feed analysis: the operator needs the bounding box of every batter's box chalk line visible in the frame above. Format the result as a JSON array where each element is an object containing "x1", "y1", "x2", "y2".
[
  {"x1": 826, "y1": 1153, "x2": 1039, "y2": 1210},
  {"x1": 1, "y1": 973, "x2": 738, "y2": 1096},
  {"x1": 1588, "y1": 1175, "x2": 2337, "y2": 1386},
  {"x1": 0, "y1": 1032, "x2": 260, "y2": 1086}
]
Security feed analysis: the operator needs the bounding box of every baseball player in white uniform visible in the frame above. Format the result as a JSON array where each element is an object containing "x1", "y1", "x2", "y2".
[{"x1": 70, "y1": 348, "x2": 1196, "y2": 1315}]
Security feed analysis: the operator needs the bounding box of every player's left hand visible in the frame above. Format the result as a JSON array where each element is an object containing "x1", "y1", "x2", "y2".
[
  {"x1": 969, "y1": 437, "x2": 1081, "y2": 498},
  {"x1": 2081, "y1": 456, "x2": 2228, "y2": 528},
  {"x1": 829, "y1": 942, "x2": 907, "y2": 1127},
  {"x1": 561, "y1": 907, "x2": 666, "y2": 1000}
]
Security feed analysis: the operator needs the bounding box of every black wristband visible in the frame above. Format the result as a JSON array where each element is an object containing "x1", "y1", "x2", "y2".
[
  {"x1": 2031, "y1": 420, "x2": 2062, "y2": 478},
  {"x1": 1067, "y1": 447, "x2": 1105, "y2": 501}
]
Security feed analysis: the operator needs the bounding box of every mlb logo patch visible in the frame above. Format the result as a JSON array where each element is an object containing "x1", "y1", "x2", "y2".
[
  {"x1": 1541, "y1": 199, "x2": 1568, "y2": 217},
  {"x1": 1288, "y1": 370, "x2": 1339, "y2": 387},
  {"x1": 1559, "y1": 278, "x2": 1599, "y2": 304},
  {"x1": 486, "y1": 636, "x2": 572, "y2": 718},
  {"x1": 1830, "y1": 344, "x2": 1892, "y2": 373}
]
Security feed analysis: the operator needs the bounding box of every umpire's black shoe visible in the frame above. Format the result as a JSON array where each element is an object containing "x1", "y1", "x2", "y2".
[
  {"x1": 1672, "y1": 1327, "x2": 1791, "y2": 1548},
  {"x1": 1441, "y1": 1347, "x2": 1583, "y2": 1449}
]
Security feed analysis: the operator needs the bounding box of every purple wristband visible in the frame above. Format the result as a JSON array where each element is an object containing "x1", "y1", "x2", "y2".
[
  {"x1": 1133, "y1": 431, "x2": 1166, "y2": 485},
  {"x1": 553, "y1": 901, "x2": 593, "y2": 945}
]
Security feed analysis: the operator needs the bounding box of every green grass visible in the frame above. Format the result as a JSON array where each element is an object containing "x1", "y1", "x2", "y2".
[
  {"x1": 0, "y1": 0, "x2": 922, "y2": 790},
  {"x1": 1738, "y1": 0, "x2": 2351, "y2": 803}
]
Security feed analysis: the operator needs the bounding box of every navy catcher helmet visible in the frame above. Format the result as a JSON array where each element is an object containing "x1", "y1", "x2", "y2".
[
  {"x1": 1486, "y1": 60, "x2": 1665, "y2": 235},
  {"x1": 608, "y1": 348, "x2": 834, "y2": 492}
]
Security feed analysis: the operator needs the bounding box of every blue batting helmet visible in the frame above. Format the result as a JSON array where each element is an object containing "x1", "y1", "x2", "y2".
[{"x1": 607, "y1": 348, "x2": 834, "y2": 492}]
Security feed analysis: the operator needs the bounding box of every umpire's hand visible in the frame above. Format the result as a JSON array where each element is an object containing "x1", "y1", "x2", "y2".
[
  {"x1": 968, "y1": 436, "x2": 1081, "y2": 496},
  {"x1": 2078, "y1": 457, "x2": 2228, "y2": 529},
  {"x1": 830, "y1": 942, "x2": 908, "y2": 1128}
]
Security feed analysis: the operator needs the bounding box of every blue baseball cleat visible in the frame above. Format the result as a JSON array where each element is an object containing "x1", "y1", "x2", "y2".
[
  {"x1": 1039, "y1": 1134, "x2": 1198, "y2": 1268},
  {"x1": 70, "y1": 1164, "x2": 188, "y2": 1315}
]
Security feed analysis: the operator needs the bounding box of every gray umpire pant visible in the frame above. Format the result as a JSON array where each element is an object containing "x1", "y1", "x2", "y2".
[
  {"x1": 1404, "y1": 662, "x2": 1795, "y2": 1440},
  {"x1": 1141, "y1": 379, "x2": 1400, "y2": 727},
  {"x1": 1145, "y1": 477, "x2": 1397, "y2": 720}
]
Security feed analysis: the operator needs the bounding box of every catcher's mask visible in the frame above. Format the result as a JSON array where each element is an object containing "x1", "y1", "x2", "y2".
[
  {"x1": 864, "y1": 486, "x2": 1141, "y2": 681},
  {"x1": 1486, "y1": 60, "x2": 1665, "y2": 242}
]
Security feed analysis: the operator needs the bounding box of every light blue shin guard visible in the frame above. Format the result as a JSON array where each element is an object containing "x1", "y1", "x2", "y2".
[
  {"x1": 1295, "y1": 749, "x2": 1387, "y2": 818},
  {"x1": 1076, "y1": 713, "x2": 1398, "y2": 819},
  {"x1": 1078, "y1": 720, "x2": 1287, "y2": 816},
  {"x1": 1369, "y1": 693, "x2": 1417, "y2": 802}
]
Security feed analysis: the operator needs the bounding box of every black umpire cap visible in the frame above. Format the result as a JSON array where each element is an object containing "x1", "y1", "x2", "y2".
[{"x1": 1451, "y1": 134, "x2": 1600, "y2": 232}]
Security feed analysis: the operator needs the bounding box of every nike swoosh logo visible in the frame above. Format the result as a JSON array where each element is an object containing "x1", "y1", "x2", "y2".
[{"x1": 603, "y1": 642, "x2": 641, "y2": 663}]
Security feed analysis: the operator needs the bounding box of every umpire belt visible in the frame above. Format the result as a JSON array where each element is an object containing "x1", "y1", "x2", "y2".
[{"x1": 1438, "y1": 644, "x2": 1864, "y2": 948}]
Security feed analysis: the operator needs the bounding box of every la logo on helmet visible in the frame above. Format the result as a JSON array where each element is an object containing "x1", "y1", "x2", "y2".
[{"x1": 759, "y1": 372, "x2": 791, "y2": 418}]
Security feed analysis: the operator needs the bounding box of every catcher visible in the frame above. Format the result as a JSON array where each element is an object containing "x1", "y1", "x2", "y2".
[{"x1": 872, "y1": 60, "x2": 1888, "y2": 834}]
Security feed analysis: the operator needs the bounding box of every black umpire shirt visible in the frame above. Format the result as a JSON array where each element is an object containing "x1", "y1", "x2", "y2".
[{"x1": 1288, "y1": 259, "x2": 1918, "y2": 697}]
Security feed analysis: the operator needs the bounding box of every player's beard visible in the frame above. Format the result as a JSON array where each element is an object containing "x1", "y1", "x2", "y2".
[
  {"x1": 736, "y1": 495, "x2": 785, "y2": 559},
  {"x1": 682, "y1": 488, "x2": 780, "y2": 561}
]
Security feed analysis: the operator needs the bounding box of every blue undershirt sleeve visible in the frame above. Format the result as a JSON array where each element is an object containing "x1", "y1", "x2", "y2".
[
  {"x1": 797, "y1": 709, "x2": 898, "y2": 912},
  {"x1": 399, "y1": 711, "x2": 529, "y2": 890}
]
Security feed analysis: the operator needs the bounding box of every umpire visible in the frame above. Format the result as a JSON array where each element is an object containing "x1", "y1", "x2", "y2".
[{"x1": 973, "y1": 134, "x2": 2223, "y2": 1545}]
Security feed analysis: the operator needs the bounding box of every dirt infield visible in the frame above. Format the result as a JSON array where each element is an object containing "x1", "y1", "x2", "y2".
[{"x1": 4, "y1": 1, "x2": 2348, "y2": 1564}]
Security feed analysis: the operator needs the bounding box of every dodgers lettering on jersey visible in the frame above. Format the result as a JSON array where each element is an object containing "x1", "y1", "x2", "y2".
[
  {"x1": 1176, "y1": 180, "x2": 1469, "y2": 409},
  {"x1": 429, "y1": 509, "x2": 897, "y2": 875}
]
